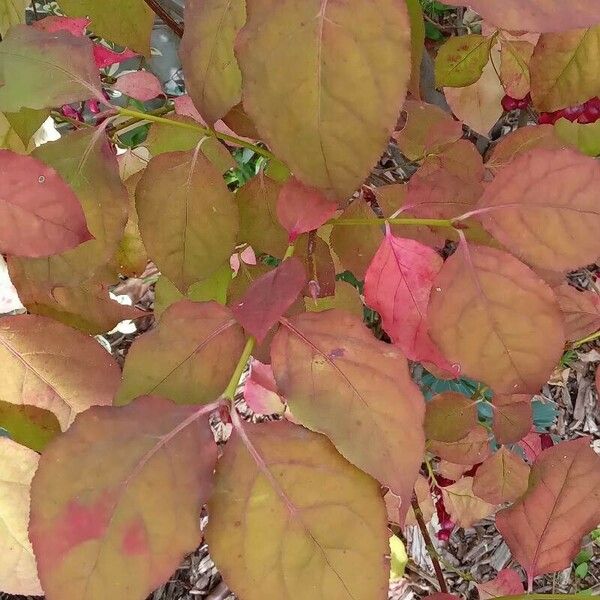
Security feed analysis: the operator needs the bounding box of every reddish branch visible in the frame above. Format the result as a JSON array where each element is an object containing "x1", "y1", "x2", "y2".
[
  {"x1": 144, "y1": 0, "x2": 184, "y2": 37},
  {"x1": 411, "y1": 494, "x2": 448, "y2": 594}
]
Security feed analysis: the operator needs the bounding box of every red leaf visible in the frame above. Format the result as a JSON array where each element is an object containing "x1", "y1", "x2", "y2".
[
  {"x1": 517, "y1": 430, "x2": 545, "y2": 462},
  {"x1": 93, "y1": 44, "x2": 138, "y2": 69},
  {"x1": 496, "y1": 437, "x2": 600, "y2": 582},
  {"x1": 114, "y1": 71, "x2": 163, "y2": 101},
  {"x1": 492, "y1": 394, "x2": 533, "y2": 444},
  {"x1": 477, "y1": 569, "x2": 525, "y2": 600},
  {"x1": 32, "y1": 16, "x2": 90, "y2": 36},
  {"x1": 231, "y1": 257, "x2": 306, "y2": 341},
  {"x1": 0, "y1": 150, "x2": 91, "y2": 257},
  {"x1": 364, "y1": 231, "x2": 458, "y2": 376},
  {"x1": 276, "y1": 177, "x2": 338, "y2": 242}
]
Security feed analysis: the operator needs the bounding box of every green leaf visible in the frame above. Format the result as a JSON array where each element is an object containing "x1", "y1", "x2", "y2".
[
  {"x1": 4, "y1": 107, "x2": 49, "y2": 146},
  {"x1": 0, "y1": 26, "x2": 102, "y2": 112},
  {"x1": 0, "y1": 400, "x2": 60, "y2": 452},
  {"x1": 389, "y1": 535, "x2": 408, "y2": 581},
  {"x1": 58, "y1": 0, "x2": 154, "y2": 55},
  {"x1": 435, "y1": 34, "x2": 494, "y2": 88},
  {"x1": 554, "y1": 118, "x2": 600, "y2": 157},
  {"x1": 576, "y1": 563, "x2": 589, "y2": 578},
  {"x1": 0, "y1": 0, "x2": 28, "y2": 36}
]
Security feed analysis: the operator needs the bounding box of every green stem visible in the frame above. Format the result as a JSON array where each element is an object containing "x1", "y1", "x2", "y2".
[
  {"x1": 114, "y1": 106, "x2": 277, "y2": 161},
  {"x1": 283, "y1": 243, "x2": 296, "y2": 259},
  {"x1": 572, "y1": 329, "x2": 600, "y2": 349},
  {"x1": 222, "y1": 336, "x2": 256, "y2": 401},
  {"x1": 331, "y1": 217, "x2": 455, "y2": 228}
]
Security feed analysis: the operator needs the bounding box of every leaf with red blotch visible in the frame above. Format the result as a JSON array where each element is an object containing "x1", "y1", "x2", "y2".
[
  {"x1": 442, "y1": 477, "x2": 496, "y2": 528},
  {"x1": 30, "y1": 396, "x2": 218, "y2": 600},
  {"x1": 231, "y1": 257, "x2": 306, "y2": 341},
  {"x1": 207, "y1": 419, "x2": 390, "y2": 600},
  {"x1": 114, "y1": 71, "x2": 163, "y2": 101},
  {"x1": 276, "y1": 177, "x2": 338, "y2": 242},
  {"x1": 477, "y1": 569, "x2": 525, "y2": 600},
  {"x1": 492, "y1": 394, "x2": 533, "y2": 444},
  {"x1": 0, "y1": 314, "x2": 120, "y2": 429},
  {"x1": 475, "y1": 149, "x2": 600, "y2": 271},
  {"x1": 32, "y1": 15, "x2": 90, "y2": 35},
  {"x1": 393, "y1": 100, "x2": 463, "y2": 161},
  {"x1": 472, "y1": 446, "x2": 530, "y2": 504},
  {"x1": 439, "y1": 0, "x2": 600, "y2": 32},
  {"x1": 428, "y1": 240, "x2": 565, "y2": 394},
  {"x1": 0, "y1": 26, "x2": 103, "y2": 112},
  {"x1": 425, "y1": 392, "x2": 478, "y2": 443},
  {"x1": 0, "y1": 150, "x2": 91, "y2": 257},
  {"x1": 116, "y1": 301, "x2": 246, "y2": 406},
  {"x1": 556, "y1": 284, "x2": 600, "y2": 342},
  {"x1": 243, "y1": 359, "x2": 285, "y2": 415},
  {"x1": 429, "y1": 425, "x2": 491, "y2": 465},
  {"x1": 93, "y1": 44, "x2": 138, "y2": 69},
  {"x1": 364, "y1": 232, "x2": 457, "y2": 376},
  {"x1": 0, "y1": 439, "x2": 42, "y2": 596},
  {"x1": 496, "y1": 437, "x2": 600, "y2": 582},
  {"x1": 271, "y1": 310, "x2": 425, "y2": 513}
]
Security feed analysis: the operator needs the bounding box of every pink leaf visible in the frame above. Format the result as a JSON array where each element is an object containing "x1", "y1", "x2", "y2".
[
  {"x1": 231, "y1": 257, "x2": 306, "y2": 341},
  {"x1": 0, "y1": 150, "x2": 92, "y2": 257},
  {"x1": 477, "y1": 569, "x2": 525, "y2": 600},
  {"x1": 517, "y1": 430, "x2": 546, "y2": 462},
  {"x1": 276, "y1": 178, "x2": 338, "y2": 242},
  {"x1": 239, "y1": 246, "x2": 256, "y2": 266},
  {"x1": 32, "y1": 16, "x2": 90, "y2": 36},
  {"x1": 243, "y1": 359, "x2": 285, "y2": 415},
  {"x1": 364, "y1": 231, "x2": 458, "y2": 376},
  {"x1": 114, "y1": 71, "x2": 163, "y2": 102},
  {"x1": 93, "y1": 45, "x2": 138, "y2": 69},
  {"x1": 173, "y1": 95, "x2": 205, "y2": 122}
]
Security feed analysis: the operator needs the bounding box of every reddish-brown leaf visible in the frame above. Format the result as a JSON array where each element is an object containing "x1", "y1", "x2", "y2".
[
  {"x1": 492, "y1": 394, "x2": 533, "y2": 444},
  {"x1": 496, "y1": 437, "x2": 600, "y2": 582},
  {"x1": 0, "y1": 314, "x2": 120, "y2": 429},
  {"x1": 276, "y1": 177, "x2": 338, "y2": 242},
  {"x1": 429, "y1": 425, "x2": 491, "y2": 465},
  {"x1": 364, "y1": 232, "x2": 457, "y2": 375},
  {"x1": 439, "y1": 0, "x2": 600, "y2": 32},
  {"x1": 472, "y1": 446, "x2": 530, "y2": 504},
  {"x1": 428, "y1": 241, "x2": 565, "y2": 394},
  {"x1": 476, "y1": 149, "x2": 600, "y2": 271},
  {"x1": 485, "y1": 125, "x2": 566, "y2": 175},
  {"x1": 556, "y1": 284, "x2": 600, "y2": 342},
  {"x1": 30, "y1": 396, "x2": 218, "y2": 600},
  {"x1": 393, "y1": 100, "x2": 463, "y2": 161},
  {"x1": 477, "y1": 569, "x2": 525, "y2": 600},
  {"x1": 271, "y1": 310, "x2": 425, "y2": 511},
  {"x1": 425, "y1": 392, "x2": 479, "y2": 443},
  {"x1": 116, "y1": 301, "x2": 246, "y2": 406},
  {"x1": 231, "y1": 257, "x2": 306, "y2": 341},
  {"x1": 0, "y1": 150, "x2": 91, "y2": 257},
  {"x1": 442, "y1": 477, "x2": 495, "y2": 528},
  {"x1": 386, "y1": 474, "x2": 434, "y2": 528}
]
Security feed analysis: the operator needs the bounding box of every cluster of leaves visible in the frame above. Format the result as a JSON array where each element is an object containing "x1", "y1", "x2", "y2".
[{"x1": 0, "y1": 1, "x2": 599, "y2": 599}]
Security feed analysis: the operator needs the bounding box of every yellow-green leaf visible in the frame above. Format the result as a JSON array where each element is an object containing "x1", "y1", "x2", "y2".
[
  {"x1": 0, "y1": 438, "x2": 42, "y2": 595},
  {"x1": 389, "y1": 535, "x2": 408, "y2": 581},
  {"x1": 207, "y1": 420, "x2": 390, "y2": 600},
  {"x1": 530, "y1": 26, "x2": 600, "y2": 112},
  {"x1": 0, "y1": 0, "x2": 28, "y2": 37},
  {"x1": 236, "y1": 0, "x2": 412, "y2": 199},
  {"x1": 0, "y1": 400, "x2": 61, "y2": 452},
  {"x1": 554, "y1": 117, "x2": 600, "y2": 156},
  {"x1": 58, "y1": 0, "x2": 154, "y2": 55},
  {"x1": 136, "y1": 150, "x2": 238, "y2": 292},
  {"x1": 180, "y1": 0, "x2": 246, "y2": 124},
  {"x1": 406, "y1": 0, "x2": 425, "y2": 98},
  {"x1": 435, "y1": 34, "x2": 494, "y2": 88}
]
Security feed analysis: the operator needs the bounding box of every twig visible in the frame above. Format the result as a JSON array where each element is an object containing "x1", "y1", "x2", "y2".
[
  {"x1": 411, "y1": 494, "x2": 448, "y2": 593},
  {"x1": 144, "y1": 0, "x2": 184, "y2": 37}
]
